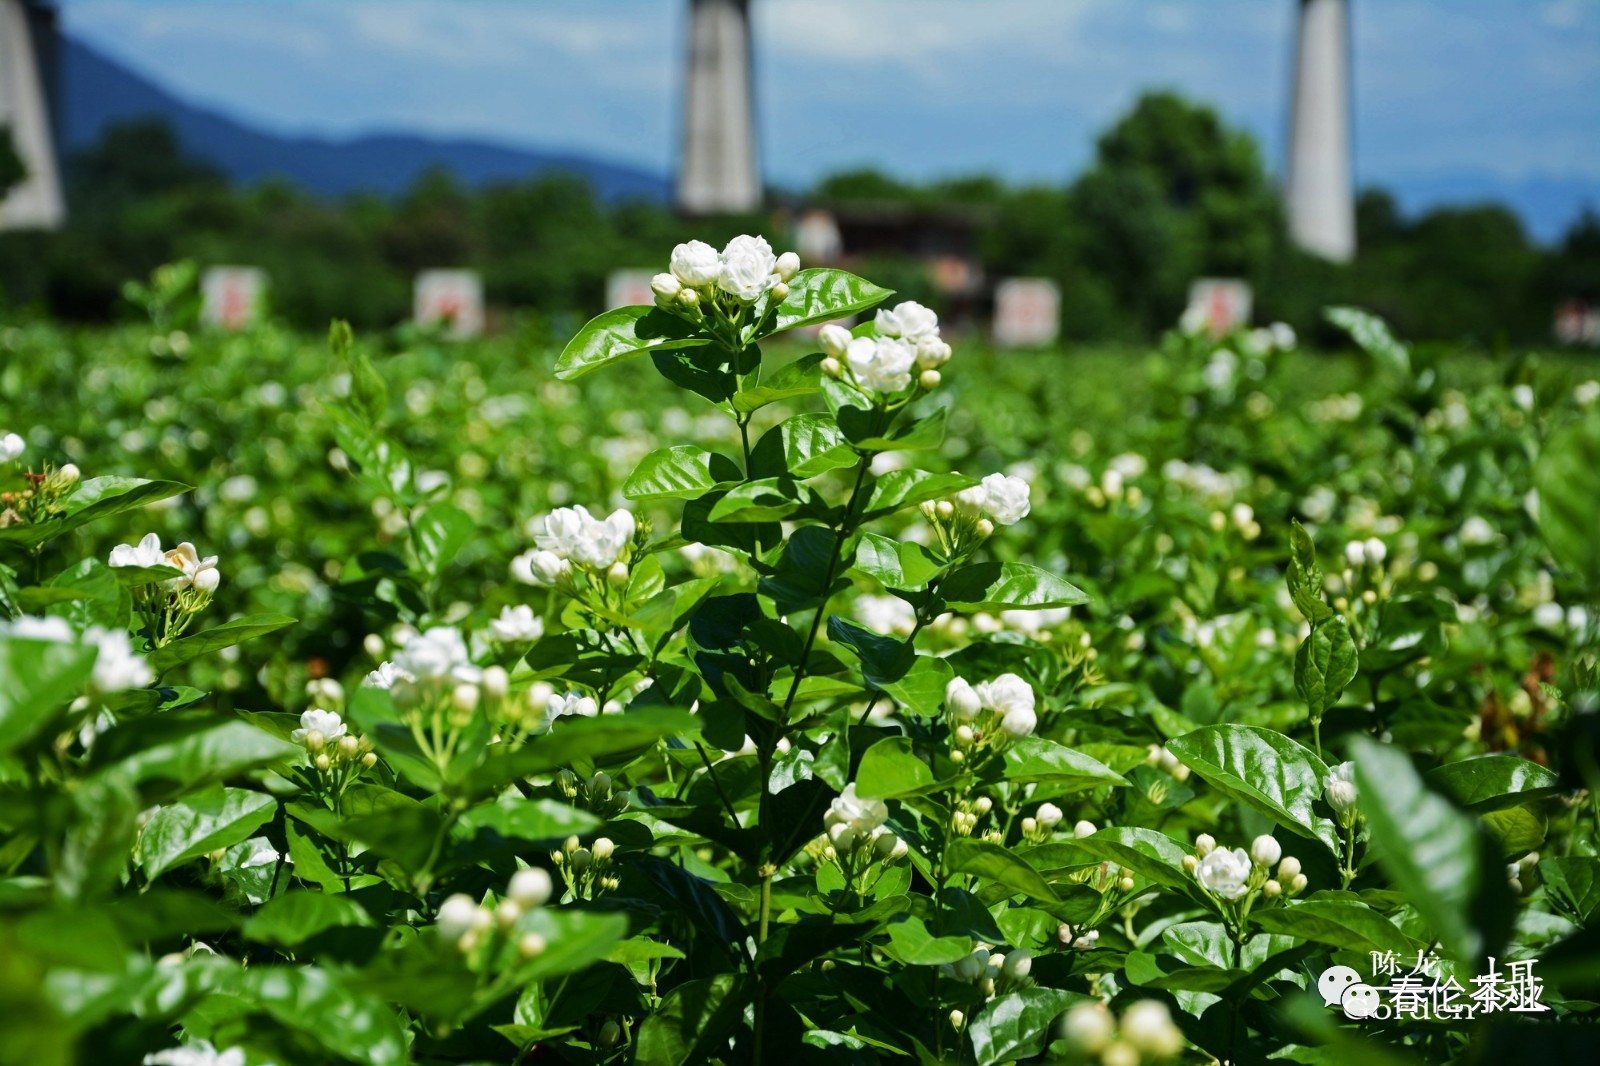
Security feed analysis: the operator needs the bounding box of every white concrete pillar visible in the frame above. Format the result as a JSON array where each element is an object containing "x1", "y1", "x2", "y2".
[
  {"x1": 676, "y1": 0, "x2": 761, "y2": 215},
  {"x1": 1287, "y1": 0, "x2": 1355, "y2": 262},
  {"x1": 0, "y1": 0, "x2": 65, "y2": 230}
]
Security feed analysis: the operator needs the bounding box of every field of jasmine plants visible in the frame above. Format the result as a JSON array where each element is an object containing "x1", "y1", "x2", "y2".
[{"x1": 2, "y1": 235, "x2": 1598, "y2": 1066}]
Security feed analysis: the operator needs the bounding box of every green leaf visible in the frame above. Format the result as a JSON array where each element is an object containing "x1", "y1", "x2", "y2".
[
  {"x1": 456, "y1": 797, "x2": 601, "y2": 842},
  {"x1": 840, "y1": 405, "x2": 948, "y2": 452},
  {"x1": 826, "y1": 615, "x2": 914, "y2": 688},
  {"x1": 1349, "y1": 734, "x2": 1514, "y2": 963},
  {"x1": 624, "y1": 446, "x2": 735, "y2": 501},
  {"x1": 140, "y1": 786, "x2": 277, "y2": 879},
  {"x1": 769, "y1": 268, "x2": 893, "y2": 333},
  {"x1": 864, "y1": 469, "x2": 976, "y2": 519},
  {"x1": 0, "y1": 635, "x2": 98, "y2": 756},
  {"x1": 244, "y1": 891, "x2": 375, "y2": 947},
  {"x1": 1167, "y1": 725, "x2": 1340, "y2": 856},
  {"x1": 1538, "y1": 856, "x2": 1600, "y2": 927},
  {"x1": 1002, "y1": 738, "x2": 1126, "y2": 791},
  {"x1": 555, "y1": 305, "x2": 710, "y2": 380},
  {"x1": 634, "y1": 974, "x2": 747, "y2": 1066},
  {"x1": 467, "y1": 708, "x2": 699, "y2": 793},
  {"x1": 1534, "y1": 409, "x2": 1600, "y2": 594},
  {"x1": 1248, "y1": 900, "x2": 1414, "y2": 954},
  {"x1": 1426, "y1": 755, "x2": 1561, "y2": 811},
  {"x1": 969, "y1": 988, "x2": 1088, "y2": 1066},
  {"x1": 750, "y1": 413, "x2": 858, "y2": 479},
  {"x1": 224, "y1": 965, "x2": 409, "y2": 1066},
  {"x1": 940, "y1": 561, "x2": 1089, "y2": 612},
  {"x1": 0, "y1": 477, "x2": 190, "y2": 547},
  {"x1": 884, "y1": 916, "x2": 972, "y2": 965},
  {"x1": 413, "y1": 502, "x2": 474, "y2": 578},
  {"x1": 854, "y1": 736, "x2": 936, "y2": 799},
  {"x1": 732, "y1": 352, "x2": 825, "y2": 414},
  {"x1": 705, "y1": 478, "x2": 803, "y2": 523},
  {"x1": 148, "y1": 614, "x2": 296, "y2": 675},
  {"x1": 1362, "y1": 596, "x2": 1450, "y2": 673},
  {"x1": 877, "y1": 654, "x2": 954, "y2": 718},
  {"x1": 1067, "y1": 826, "x2": 1195, "y2": 890},
  {"x1": 1326, "y1": 306, "x2": 1411, "y2": 377},
  {"x1": 946, "y1": 839, "x2": 1058, "y2": 903},
  {"x1": 89, "y1": 713, "x2": 298, "y2": 794},
  {"x1": 1286, "y1": 519, "x2": 1333, "y2": 626},
  {"x1": 1294, "y1": 616, "x2": 1359, "y2": 717}
]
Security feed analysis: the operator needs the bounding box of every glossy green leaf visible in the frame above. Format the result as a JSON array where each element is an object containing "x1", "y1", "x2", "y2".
[
  {"x1": 244, "y1": 891, "x2": 375, "y2": 947},
  {"x1": 1349, "y1": 734, "x2": 1514, "y2": 963},
  {"x1": 554, "y1": 305, "x2": 710, "y2": 380},
  {"x1": 0, "y1": 477, "x2": 190, "y2": 547},
  {"x1": 947, "y1": 839, "x2": 1058, "y2": 903},
  {"x1": 1294, "y1": 615, "x2": 1359, "y2": 717},
  {"x1": 970, "y1": 988, "x2": 1088, "y2": 1066},
  {"x1": 732, "y1": 352, "x2": 825, "y2": 414},
  {"x1": 769, "y1": 268, "x2": 893, "y2": 333},
  {"x1": 624, "y1": 446, "x2": 734, "y2": 501},
  {"x1": 1248, "y1": 900, "x2": 1413, "y2": 954},
  {"x1": 751, "y1": 412, "x2": 858, "y2": 479},
  {"x1": 884, "y1": 916, "x2": 972, "y2": 965},
  {"x1": 140, "y1": 786, "x2": 277, "y2": 879},
  {"x1": 1167, "y1": 725, "x2": 1340, "y2": 856},
  {"x1": 1534, "y1": 408, "x2": 1600, "y2": 593},
  {"x1": 864, "y1": 469, "x2": 976, "y2": 519},
  {"x1": 1002, "y1": 738, "x2": 1126, "y2": 790},
  {"x1": 854, "y1": 736, "x2": 936, "y2": 800},
  {"x1": 705, "y1": 477, "x2": 802, "y2": 522},
  {"x1": 1426, "y1": 755, "x2": 1561, "y2": 811},
  {"x1": 939, "y1": 561, "x2": 1089, "y2": 612},
  {"x1": 1066, "y1": 826, "x2": 1194, "y2": 890},
  {"x1": 0, "y1": 635, "x2": 98, "y2": 756},
  {"x1": 148, "y1": 613, "x2": 297, "y2": 675},
  {"x1": 1538, "y1": 856, "x2": 1600, "y2": 927},
  {"x1": 412, "y1": 502, "x2": 474, "y2": 578}
]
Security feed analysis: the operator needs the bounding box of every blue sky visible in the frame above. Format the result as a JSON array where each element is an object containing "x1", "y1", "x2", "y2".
[{"x1": 58, "y1": 1, "x2": 1600, "y2": 215}]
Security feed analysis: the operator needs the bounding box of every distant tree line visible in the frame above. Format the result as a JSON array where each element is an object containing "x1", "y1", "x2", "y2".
[{"x1": 0, "y1": 93, "x2": 1595, "y2": 346}]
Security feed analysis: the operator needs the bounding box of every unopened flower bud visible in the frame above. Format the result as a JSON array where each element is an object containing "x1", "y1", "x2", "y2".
[
  {"x1": 1250, "y1": 835, "x2": 1281, "y2": 868},
  {"x1": 1195, "y1": 833, "x2": 1216, "y2": 856},
  {"x1": 194, "y1": 567, "x2": 220, "y2": 594},
  {"x1": 363, "y1": 633, "x2": 386, "y2": 659},
  {"x1": 935, "y1": 500, "x2": 955, "y2": 520},
  {"x1": 495, "y1": 899, "x2": 522, "y2": 929},
  {"x1": 508, "y1": 867, "x2": 553, "y2": 909},
  {"x1": 1289, "y1": 873, "x2": 1308, "y2": 894},
  {"x1": 607, "y1": 562, "x2": 630, "y2": 587},
  {"x1": 436, "y1": 894, "x2": 479, "y2": 941},
  {"x1": 770, "y1": 281, "x2": 789, "y2": 302},
  {"x1": 1073, "y1": 820, "x2": 1096, "y2": 838},
  {"x1": 304, "y1": 729, "x2": 326, "y2": 753},
  {"x1": 58, "y1": 463, "x2": 80, "y2": 486},
  {"x1": 1182, "y1": 854, "x2": 1198, "y2": 873},
  {"x1": 820, "y1": 356, "x2": 842, "y2": 378},
  {"x1": 975, "y1": 518, "x2": 995, "y2": 538},
  {"x1": 818, "y1": 324, "x2": 851, "y2": 359},
  {"x1": 1118, "y1": 875, "x2": 1135, "y2": 892},
  {"x1": 518, "y1": 931, "x2": 547, "y2": 958},
  {"x1": 1277, "y1": 856, "x2": 1302, "y2": 880},
  {"x1": 1021, "y1": 817, "x2": 1038, "y2": 836},
  {"x1": 775, "y1": 251, "x2": 801, "y2": 280},
  {"x1": 1264, "y1": 878, "x2": 1282, "y2": 897},
  {"x1": 451, "y1": 683, "x2": 479, "y2": 715},
  {"x1": 361, "y1": 752, "x2": 377, "y2": 768},
  {"x1": 1059, "y1": 1002, "x2": 1114, "y2": 1052},
  {"x1": 590, "y1": 771, "x2": 612, "y2": 796},
  {"x1": 482, "y1": 665, "x2": 508, "y2": 700},
  {"x1": 919, "y1": 369, "x2": 941, "y2": 390},
  {"x1": 600, "y1": 1019, "x2": 622, "y2": 1046},
  {"x1": 946, "y1": 677, "x2": 983, "y2": 722},
  {"x1": 1120, "y1": 1000, "x2": 1185, "y2": 1057},
  {"x1": 1003, "y1": 949, "x2": 1031, "y2": 979},
  {"x1": 338, "y1": 734, "x2": 360, "y2": 758},
  {"x1": 592, "y1": 837, "x2": 616, "y2": 862},
  {"x1": 949, "y1": 1009, "x2": 965, "y2": 1032},
  {"x1": 571, "y1": 847, "x2": 592, "y2": 872},
  {"x1": 314, "y1": 753, "x2": 331, "y2": 772},
  {"x1": 1036, "y1": 803, "x2": 1063, "y2": 829},
  {"x1": 651, "y1": 272, "x2": 682, "y2": 301},
  {"x1": 973, "y1": 796, "x2": 993, "y2": 815},
  {"x1": 677, "y1": 288, "x2": 699, "y2": 308}
]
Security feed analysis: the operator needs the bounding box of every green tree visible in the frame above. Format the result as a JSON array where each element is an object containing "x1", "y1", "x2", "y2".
[{"x1": 1069, "y1": 91, "x2": 1281, "y2": 334}]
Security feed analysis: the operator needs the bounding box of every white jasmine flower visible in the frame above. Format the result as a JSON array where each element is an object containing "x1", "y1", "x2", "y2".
[
  {"x1": 876, "y1": 300, "x2": 939, "y2": 343},
  {"x1": 489, "y1": 604, "x2": 544, "y2": 644},
  {"x1": 291, "y1": 708, "x2": 347, "y2": 746},
  {"x1": 1195, "y1": 847, "x2": 1252, "y2": 900},
  {"x1": 960, "y1": 473, "x2": 1031, "y2": 526},
  {"x1": 392, "y1": 626, "x2": 480, "y2": 684},
  {"x1": 717, "y1": 234, "x2": 778, "y2": 302},
  {"x1": 1120, "y1": 1000, "x2": 1185, "y2": 1057},
  {"x1": 0, "y1": 432, "x2": 23, "y2": 463},
  {"x1": 2, "y1": 614, "x2": 75, "y2": 642},
  {"x1": 854, "y1": 594, "x2": 916, "y2": 637},
  {"x1": 1059, "y1": 1002, "x2": 1115, "y2": 1052},
  {"x1": 915, "y1": 337, "x2": 952, "y2": 370},
  {"x1": 670, "y1": 240, "x2": 721, "y2": 287},
  {"x1": 543, "y1": 691, "x2": 599, "y2": 729},
  {"x1": 1460, "y1": 516, "x2": 1496, "y2": 546},
  {"x1": 364, "y1": 661, "x2": 413, "y2": 690},
  {"x1": 533, "y1": 505, "x2": 634, "y2": 570},
  {"x1": 974, "y1": 673, "x2": 1034, "y2": 719},
  {"x1": 109, "y1": 533, "x2": 167, "y2": 570},
  {"x1": 846, "y1": 336, "x2": 915, "y2": 395},
  {"x1": 507, "y1": 867, "x2": 553, "y2": 909},
  {"x1": 84, "y1": 625, "x2": 153, "y2": 692},
  {"x1": 162, "y1": 542, "x2": 220, "y2": 593},
  {"x1": 435, "y1": 893, "x2": 481, "y2": 941},
  {"x1": 825, "y1": 783, "x2": 889, "y2": 834}
]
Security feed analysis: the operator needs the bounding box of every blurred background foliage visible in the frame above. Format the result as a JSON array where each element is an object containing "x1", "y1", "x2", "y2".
[{"x1": 1, "y1": 91, "x2": 1595, "y2": 347}]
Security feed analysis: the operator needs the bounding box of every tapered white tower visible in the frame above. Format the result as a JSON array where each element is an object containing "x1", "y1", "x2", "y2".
[
  {"x1": 0, "y1": 0, "x2": 65, "y2": 230},
  {"x1": 676, "y1": 0, "x2": 761, "y2": 215},
  {"x1": 1286, "y1": 0, "x2": 1354, "y2": 262}
]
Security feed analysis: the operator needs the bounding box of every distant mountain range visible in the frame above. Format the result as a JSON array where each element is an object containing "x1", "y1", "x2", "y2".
[
  {"x1": 58, "y1": 37, "x2": 670, "y2": 203},
  {"x1": 54, "y1": 36, "x2": 1595, "y2": 242}
]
